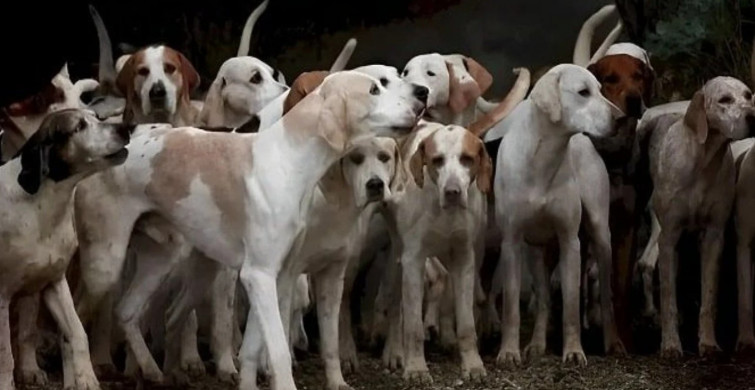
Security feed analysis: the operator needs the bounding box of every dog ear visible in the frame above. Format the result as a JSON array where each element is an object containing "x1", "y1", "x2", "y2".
[
  {"x1": 464, "y1": 57, "x2": 493, "y2": 96},
  {"x1": 316, "y1": 92, "x2": 348, "y2": 152},
  {"x1": 447, "y1": 62, "x2": 485, "y2": 114},
  {"x1": 409, "y1": 140, "x2": 426, "y2": 188},
  {"x1": 16, "y1": 132, "x2": 51, "y2": 195},
  {"x1": 198, "y1": 77, "x2": 225, "y2": 126},
  {"x1": 388, "y1": 139, "x2": 409, "y2": 195},
  {"x1": 530, "y1": 71, "x2": 562, "y2": 123},
  {"x1": 475, "y1": 138, "x2": 493, "y2": 194},
  {"x1": 177, "y1": 52, "x2": 200, "y2": 96},
  {"x1": 685, "y1": 90, "x2": 708, "y2": 144},
  {"x1": 642, "y1": 63, "x2": 656, "y2": 104},
  {"x1": 283, "y1": 71, "x2": 328, "y2": 115},
  {"x1": 116, "y1": 55, "x2": 137, "y2": 124}
]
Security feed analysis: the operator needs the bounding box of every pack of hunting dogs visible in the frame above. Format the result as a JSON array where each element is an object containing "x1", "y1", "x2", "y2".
[{"x1": 2, "y1": 1, "x2": 755, "y2": 389}]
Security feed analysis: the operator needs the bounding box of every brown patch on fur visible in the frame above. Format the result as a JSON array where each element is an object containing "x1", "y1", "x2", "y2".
[
  {"x1": 283, "y1": 71, "x2": 329, "y2": 115},
  {"x1": 145, "y1": 130, "x2": 253, "y2": 238},
  {"x1": 588, "y1": 54, "x2": 654, "y2": 117}
]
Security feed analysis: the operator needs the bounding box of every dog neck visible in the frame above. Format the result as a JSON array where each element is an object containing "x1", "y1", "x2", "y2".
[
  {"x1": 1, "y1": 158, "x2": 81, "y2": 223},
  {"x1": 696, "y1": 131, "x2": 732, "y2": 172},
  {"x1": 517, "y1": 107, "x2": 575, "y2": 187}
]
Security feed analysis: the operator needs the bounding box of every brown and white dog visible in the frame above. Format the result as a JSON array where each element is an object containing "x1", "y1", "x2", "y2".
[{"x1": 116, "y1": 45, "x2": 200, "y2": 126}]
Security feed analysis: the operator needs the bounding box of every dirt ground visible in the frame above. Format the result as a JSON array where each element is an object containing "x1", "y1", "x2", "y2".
[{"x1": 32, "y1": 349, "x2": 755, "y2": 390}]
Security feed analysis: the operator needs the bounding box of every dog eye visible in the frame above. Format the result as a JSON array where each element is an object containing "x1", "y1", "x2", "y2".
[
  {"x1": 746, "y1": 92, "x2": 753, "y2": 101},
  {"x1": 380, "y1": 77, "x2": 389, "y2": 87},
  {"x1": 631, "y1": 72, "x2": 643, "y2": 81},
  {"x1": 427, "y1": 71, "x2": 436, "y2": 77},
  {"x1": 76, "y1": 118, "x2": 87, "y2": 132},
  {"x1": 460, "y1": 154, "x2": 474, "y2": 166},
  {"x1": 377, "y1": 152, "x2": 391, "y2": 163},
  {"x1": 719, "y1": 96, "x2": 734, "y2": 104},
  {"x1": 349, "y1": 153, "x2": 365, "y2": 165},
  {"x1": 578, "y1": 88, "x2": 590, "y2": 97},
  {"x1": 431, "y1": 156, "x2": 444, "y2": 166},
  {"x1": 604, "y1": 74, "x2": 618, "y2": 84},
  {"x1": 164, "y1": 63, "x2": 176, "y2": 74},
  {"x1": 402, "y1": 69, "x2": 409, "y2": 77},
  {"x1": 137, "y1": 67, "x2": 149, "y2": 77},
  {"x1": 370, "y1": 84, "x2": 380, "y2": 96},
  {"x1": 250, "y1": 72, "x2": 263, "y2": 84}
]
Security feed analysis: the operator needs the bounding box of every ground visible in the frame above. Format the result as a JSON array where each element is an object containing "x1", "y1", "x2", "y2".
[{"x1": 33, "y1": 350, "x2": 755, "y2": 390}]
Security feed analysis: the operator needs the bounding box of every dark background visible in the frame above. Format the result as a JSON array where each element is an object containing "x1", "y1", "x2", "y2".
[{"x1": 6, "y1": 0, "x2": 615, "y2": 101}]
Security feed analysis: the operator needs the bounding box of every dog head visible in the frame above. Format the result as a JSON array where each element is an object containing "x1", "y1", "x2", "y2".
[
  {"x1": 15, "y1": 109, "x2": 132, "y2": 194},
  {"x1": 116, "y1": 45, "x2": 199, "y2": 123},
  {"x1": 588, "y1": 54, "x2": 654, "y2": 118},
  {"x1": 685, "y1": 76, "x2": 755, "y2": 143},
  {"x1": 530, "y1": 64, "x2": 623, "y2": 137},
  {"x1": 200, "y1": 57, "x2": 288, "y2": 127},
  {"x1": 402, "y1": 53, "x2": 492, "y2": 114},
  {"x1": 341, "y1": 137, "x2": 406, "y2": 207},
  {"x1": 354, "y1": 64, "x2": 429, "y2": 108},
  {"x1": 292, "y1": 71, "x2": 422, "y2": 149},
  {"x1": 410, "y1": 123, "x2": 492, "y2": 209}
]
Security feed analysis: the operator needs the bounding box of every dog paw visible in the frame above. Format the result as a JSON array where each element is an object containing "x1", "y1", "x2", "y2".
[
  {"x1": 524, "y1": 342, "x2": 546, "y2": 361},
  {"x1": 403, "y1": 366, "x2": 433, "y2": 384},
  {"x1": 699, "y1": 342, "x2": 722, "y2": 358},
  {"x1": 327, "y1": 381, "x2": 355, "y2": 390},
  {"x1": 605, "y1": 339, "x2": 627, "y2": 356},
  {"x1": 18, "y1": 368, "x2": 48, "y2": 386},
  {"x1": 660, "y1": 343, "x2": 683, "y2": 360},
  {"x1": 181, "y1": 358, "x2": 206, "y2": 378},
  {"x1": 461, "y1": 365, "x2": 486, "y2": 382},
  {"x1": 68, "y1": 372, "x2": 100, "y2": 390},
  {"x1": 382, "y1": 345, "x2": 403, "y2": 372},
  {"x1": 562, "y1": 348, "x2": 587, "y2": 366},
  {"x1": 496, "y1": 348, "x2": 521, "y2": 367},
  {"x1": 140, "y1": 367, "x2": 165, "y2": 385},
  {"x1": 342, "y1": 357, "x2": 359, "y2": 375},
  {"x1": 217, "y1": 367, "x2": 239, "y2": 385}
]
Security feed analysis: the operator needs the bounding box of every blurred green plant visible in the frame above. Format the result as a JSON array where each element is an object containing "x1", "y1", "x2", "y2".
[{"x1": 619, "y1": 0, "x2": 753, "y2": 103}]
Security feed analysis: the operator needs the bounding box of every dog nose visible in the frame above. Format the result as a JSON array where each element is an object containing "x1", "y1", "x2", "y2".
[
  {"x1": 625, "y1": 95, "x2": 642, "y2": 118},
  {"x1": 149, "y1": 82, "x2": 167, "y2": 100},
  {"x1": 413, "y1": 85, "x2": 429, "y2": 104},
  {"x1": 444, "y1": 186, "x2": 461, "y2": 205},
  {"x1": 366, "y1": 177, "x2": 384, "y2": 199}
]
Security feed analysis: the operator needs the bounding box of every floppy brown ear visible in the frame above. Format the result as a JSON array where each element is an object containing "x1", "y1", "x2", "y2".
[
  {"x1": 178, "y1": 52, "x2": 200, "y2": 96},
  {"x1": 529, "y1": 71, "x2": 562, "y2": 123},
  {"x1": 409, "y1": 141, "x2": 426, "y2": 188},
  {"x1": 388, "y1": 139, "x2": 409, "y2": 194},
  {"x1": 464, "y1": 57, "x2": 493, "y2": 96},
  {"x1": 475, "y1": 138, "x2": 493, "y2": 194},
  {"x1": 642, "y1": 63, "x2": 656, "y2": 104},
  {"x1": 684, "y1": 90, "x2": 708, "y2": 144},
  {"x1": 283, "y1": 71, "x2": 329, "y2": 115},
  {"x1": 198, "y1": 77, "x2": 225, "y2": 126}
]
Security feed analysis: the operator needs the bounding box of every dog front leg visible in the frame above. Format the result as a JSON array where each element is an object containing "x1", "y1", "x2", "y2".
[
  {"x1": 339, "y1": 256, "x2": 359, "y2": 374},
  {"x1": 449, "y1": 248, "x2": 485, "y2": 381},
  {"x1": 400, "y1": 250, "x2": 431, "y2": 383},
  {"x1": 239, "y1": 262, "x2": 296, "y2": 390},
  {"x1": 0, "y1": 295, "x2": 14, "y2": 390},
  {"x1": 497, "y1": 239, "x2": 522, "y2": 366},
  {"x1": 698, "y1": 228, "x2": 723, "y2": 357},
  {"x1": 42, "y1": 277, "x2": 99, "y2": 389},
  {"x1": 313, "y1": 261, "x2": 352, "y2": 390},
  {"x1": 737, "y1": 236, "x2": 755, "y2": 351},
  {"x1": 211, "y1": 266, "x2": 240, "y2": 384},
  {"x1": 14, "y1": 294, "x2": 47, "y2": 386},
  {"x1": 658, "y1": 226, "x2": 682, "y2": 359},
  {"x1": 558, "y1": 235, "x2": 586, "y2": 365},
  {"x1": 90, "y1": 293, "x2": 118, "y2": 379}
]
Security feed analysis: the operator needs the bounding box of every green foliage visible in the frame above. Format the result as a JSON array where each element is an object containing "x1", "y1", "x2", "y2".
[{"x1": 638, "y1": 0, "x2": 751, "y2": 102}]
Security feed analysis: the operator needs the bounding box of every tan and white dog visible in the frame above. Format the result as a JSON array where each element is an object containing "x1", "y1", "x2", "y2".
[
  {"x1": 0, "y1": 109, "x2": 132, "y2": 390},
  {"x1": 391, "y1": 121, "x2": 492, "y2": 382},
  {"x1": 72, "y1": 71, "x2": 423, "y2": 390}
]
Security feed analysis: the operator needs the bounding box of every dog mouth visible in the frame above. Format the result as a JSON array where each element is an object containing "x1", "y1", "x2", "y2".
[{"x1": 105, "y1": 148, "x2": 129, "y2": 162}]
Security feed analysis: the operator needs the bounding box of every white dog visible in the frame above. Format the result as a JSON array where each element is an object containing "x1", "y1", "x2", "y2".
[{"x1": 494, "y1": 64, "x2": 625, "y2": 366}]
